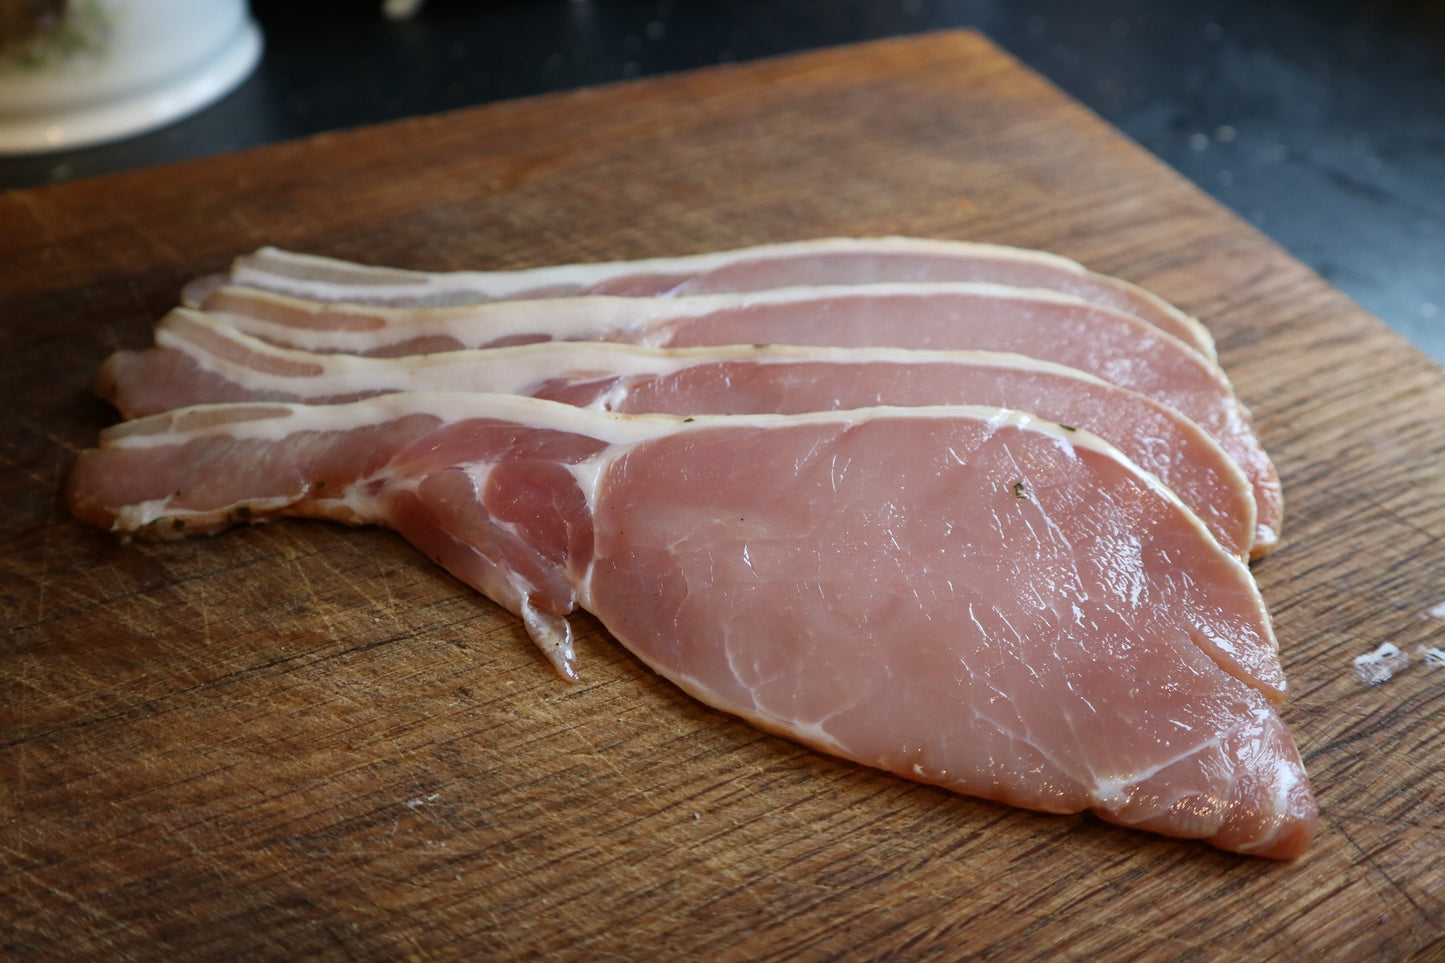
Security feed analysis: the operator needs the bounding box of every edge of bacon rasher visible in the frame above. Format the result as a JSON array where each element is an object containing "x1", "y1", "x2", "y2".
[{"x1": 68, "y1": 236, "x2": 1315, "y2": 858}]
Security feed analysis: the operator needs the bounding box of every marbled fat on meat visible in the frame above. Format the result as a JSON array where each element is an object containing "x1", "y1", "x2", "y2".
[
  {"x1": 66, "y1": 393, "x2": 1315, "y2": 857},
  {"x1": 194, "y1": 282, "x2": 1282, "y2": 555},
  {"x1": 191, "y1": 236, "x2": 1215, "y2": 360},
  {"x1": 98, "y1": 313, "x2": 1258, "y2": 558}
]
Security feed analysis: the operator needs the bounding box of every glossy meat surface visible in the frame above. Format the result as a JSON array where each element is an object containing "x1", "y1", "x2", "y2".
[
  {"x1": 189, "y1": 236, "x2": 1214, "y2": 360},
  {"x1": 195, "y1": 282, "x2": 1282, "y2": 554},
  {"x1": 66, "y1": 395, "x2": 1312, "y2": 856},
  {"x1": 99, "y1": 313, "x2": 1257, "y2": 557}
]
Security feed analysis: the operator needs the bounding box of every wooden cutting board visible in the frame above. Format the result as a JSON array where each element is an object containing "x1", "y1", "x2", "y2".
[{"x1": 4, "y1": 30, "x2": 1444, "y2": 960}]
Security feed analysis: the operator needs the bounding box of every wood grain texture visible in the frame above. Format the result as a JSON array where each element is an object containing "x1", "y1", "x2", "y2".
[{"x1": 3, "y1": 30, "x2": 1444, "y2": 960}]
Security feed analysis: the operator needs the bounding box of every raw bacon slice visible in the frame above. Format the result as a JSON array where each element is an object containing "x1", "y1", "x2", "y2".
[
  {"x1": 195, "y1": 282, "x2": 1283, "y2": 554},
  {"x1": 186, "y1": 237, "x2": 1215, "y2": 360},
  {"x1": 65, "y1": 394, "x2": 1313, "y2": 857},
  {"x1": 99, "y1": 311, "x2": 1258, "y2": 558}
]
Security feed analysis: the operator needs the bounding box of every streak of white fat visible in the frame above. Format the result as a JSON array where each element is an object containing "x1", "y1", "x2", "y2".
[
  {"x1": 564, "y1": 403, "x2": 1129, "y2": 606},
  {"x1": 479, "y1": 344, "x2": 1140, "y2": 424},
  {"x1": 1123, "y1": 280, "x2": 1216, "y2": 359},
  {"x1": 564, "y1": 452, "x2": 608, "y2": 612},
  {"x1": 639, "y1": 649, "x2": 854, "y2": 760},
  {"x1": 175, "y1": 321, "x2": 673, "y2": 397},
  {"x1": 208, "y1": 312, "x2": 378, "y2": 356},
  {"x1": 92, "y1": 393, "x2": 658, "y2": 452},
  {"x1": 168, "y1": 313, "x2": 665, "y2": 400},
  {"x1": 162, "y1": 319, "x2": 1239, "y2": 488},
  {"x1": 1033, "y1": 415, "x2": 1274, "y2": 665},
  {"x1": 239, "y1": 239, "x2": 1216, "y2": 361},
  {"x1": 236, "y1": 236, "x2": 1096, "y2": 303},
  {"x1": 453, "y1": 279, "x2": 1103, "y2": 327},
  {"x1": 1232, "y1": 731, "x2": 1310, "y2": 855},
  {"x1": 1086, "y1": 707, "x2": 1253, "y2": 814},
  {"x1": 98, "y1": 400, "x2": 355, "y2": 449},
  {"x1": 461, "y1": 340, "x2": 1132, "y2": 388},
  {"x1": 239, "y1": 246, "x2": 436, "y2": 284},
  {"x1": 102, "y1": 393, "x2": 1216, "y2": 598},
  {"x1": 173, "y1": 313, "x2": 1144, "y2": 401},
  {"x1": 104, "y1": 393, "x2": 1239, "y2": 597},
  {"x1": 520, "y1": 595, "x2": 577, "y2": 680},
  {"x1": 156, "y1": 311, "x2": 225, "y2": 374},
  {"x1": 210, "y1": 284, "x2": 712, "y2": 352},
  {"x1": 109, "y1": 493, "x2": 295, "y2": 532},
  {"x1": 110, "y1": 497, "x2": 182, "y2": 530},
  {"x1": 99, "y1": 393, "x2": 1124, "y2": 460},
  {"x1": 159, "y1": 328, "x2": 1256, "y2": 548},
  {"x1": 159, "y1": 310, "x2": 406, "y2": 398},
  {"x1": 216, "y1": 280, "x2": 1108, "y2": 352},
  {"x1": 1022, "y1": 409, "x2": 1201, "y2": 527},
  {"x1": 416, "y1": 339, "x2": 716, "y2": 386}
]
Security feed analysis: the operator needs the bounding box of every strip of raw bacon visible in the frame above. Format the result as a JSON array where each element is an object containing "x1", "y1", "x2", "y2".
[
  {"x1": 195, "y1": 282, "x2": 1283, "y2": 553},
  {"x1": 100, "y1": 311, "x2": 1258, "y2": 558},
  {"x1": 65, "y1": 394, "x2": 1313, "y2": 857},
  {"x1": 185, "y1": 237, "x2": 1215, "y2": 361}
]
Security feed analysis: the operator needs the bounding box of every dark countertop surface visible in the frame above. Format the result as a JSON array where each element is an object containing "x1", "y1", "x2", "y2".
[{"x1": 4, "y1": 0, "x2": 1442, "y2": 363}]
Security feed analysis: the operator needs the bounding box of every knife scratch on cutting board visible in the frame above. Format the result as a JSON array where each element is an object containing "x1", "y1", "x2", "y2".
[{"x1": 272, "y1": 529, "x2": 349, "y2": 644}]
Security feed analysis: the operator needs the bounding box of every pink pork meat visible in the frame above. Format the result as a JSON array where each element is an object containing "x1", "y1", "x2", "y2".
[
  {"x1": 99, "y1": 311, "x2": 1257, "y2": 558},
  {"x1": 188, "y1": 236, "x2": 1215, "y2": 360},
  {"x1": 194, "y1": 282, "x2": 1283, "y2": 554},
  {"x1": 65, "y1": 393, "x2": 1313, "y2": 857}
]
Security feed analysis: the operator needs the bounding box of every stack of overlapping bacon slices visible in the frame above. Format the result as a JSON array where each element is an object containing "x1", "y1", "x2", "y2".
[{"x1": 67, "y1": 237, "x2": 1316, "y2": 858}]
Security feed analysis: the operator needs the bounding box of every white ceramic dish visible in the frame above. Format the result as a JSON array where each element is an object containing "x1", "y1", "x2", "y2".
[{"x1": 0, "y1": 0, "x2": 262, "y2": 155}]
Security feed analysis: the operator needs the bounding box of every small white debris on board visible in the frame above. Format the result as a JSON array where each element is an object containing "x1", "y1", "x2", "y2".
[
  {"x1": 1427, "y1": 601, "x2": 1445, "y2": 619},
  {"x1": 1354, "y1": 643, "x2": 1411, "y2": 685},
  {"x1": 1418, "y1": 646, "x2": 1445, "y2": 669}
]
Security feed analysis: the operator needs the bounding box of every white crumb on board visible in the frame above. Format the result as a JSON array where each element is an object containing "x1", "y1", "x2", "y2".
[
  {"x1": 1353, "y1": 643, "x2": 1410, "y2": 685},
  {"x1": 1428, "y1": 601, "x2": 1445, "y2": 619},
  {"x1": 1419, "y1": 646, "x2": 1445, "y2": 668}
]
